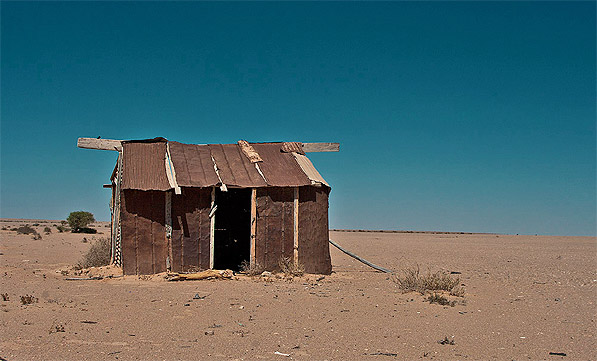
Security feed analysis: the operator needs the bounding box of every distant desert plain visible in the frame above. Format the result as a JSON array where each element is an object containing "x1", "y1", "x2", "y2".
[{"x1": 0, "y1": 218, "x2": 595, "y2": 360}]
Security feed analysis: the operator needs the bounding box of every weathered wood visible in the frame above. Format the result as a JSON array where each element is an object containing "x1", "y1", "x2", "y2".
[
  {"x1": 103, "y1": 184, "x2": 113, "y2": 188},
  {"x1": 165, "y1": 143, "x2": 182, "y2": 195},
  {"x1": 166, "y1": 269, "x2": 233, "y2": 281},
  {"x1": 293, "y1": 187, "x2": 299, "y2": 265},
  {"x1": 78, "y1": 138, "x2": 122, "y2": 151},
  {"x1": 301, "y1": 142, "x2": 339, "y2": 152},
  {"x1": 209, "y1": 187, "x2": 215, "y2": 269},
  {"x1": 165, "y1": 192, "x2": 172, "y2": 271},
  {"x1": 238, "y1": 140, "x2": 263, "y2": 163},
  {"x1": 328, "y1": 239, "x2": 392, "y2": 273},
  {"x1": 250, "y1": 188, "x2": 257, "y2": 267}
]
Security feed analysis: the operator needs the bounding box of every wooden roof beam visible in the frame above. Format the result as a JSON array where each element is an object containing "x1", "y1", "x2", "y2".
[
  {"x1": 78, "y1": 138, "x2": 122, "y2": 151},
  {"x1": 301, "y1": 142, "x2": 339, "y2": 152}
]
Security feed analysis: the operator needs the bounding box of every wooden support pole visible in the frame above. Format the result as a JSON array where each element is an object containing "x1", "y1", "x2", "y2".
[
  {"x1": 250, "y1": 188, "x2": 257, "y2": 267},
  {"x1": 165, "y1": 192, "x2": 172, "y2": 271},
  {"x1": 209, "y1": 187, "x2": 215, "y2": 269},
  {"x1": 293, "y1": 187, "x2": 299, "y2": 265}
]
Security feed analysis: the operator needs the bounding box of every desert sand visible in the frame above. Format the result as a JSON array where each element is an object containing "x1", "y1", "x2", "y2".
[{"x1": 0, "y1": 219, "x2": 595, "y2": 360}]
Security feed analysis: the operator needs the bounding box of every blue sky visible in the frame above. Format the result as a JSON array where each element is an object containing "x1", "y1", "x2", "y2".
[{"x1": 1, "y1": 2, "x2": 595, "y2": 236}]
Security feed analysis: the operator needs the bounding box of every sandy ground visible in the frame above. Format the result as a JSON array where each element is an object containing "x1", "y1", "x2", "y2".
[{"x1": 0, "y1": 219, "x2": 595, "y2": 360}]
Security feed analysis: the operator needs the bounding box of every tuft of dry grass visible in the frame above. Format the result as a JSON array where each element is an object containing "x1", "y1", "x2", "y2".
[
  {"x1": 279, "y1": 257, "x2": 304, "y2": 277},
  {"x1": 20, "y1": 295, "x2": 38, "y2": 305},
  {"x1": 391, "y1": 265, "x2": 463, "y2": 296},
  {"x1": 76, "y1": 238, "x2": 111, "y2": 269},
  {"x1": 239, "y1": 260, "x2": 264, "y2": 276},
  {"x1": 426, "y1": 293, "x2": 456, "y2": 307}
]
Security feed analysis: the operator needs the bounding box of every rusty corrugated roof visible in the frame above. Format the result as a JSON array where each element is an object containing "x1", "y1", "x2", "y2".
[
  {"x1": 121, "y1": 141, "x2": 171, "y2": 191},
  {"x1": 120, "y1": 139, "x2": 328, "y2": 190}
]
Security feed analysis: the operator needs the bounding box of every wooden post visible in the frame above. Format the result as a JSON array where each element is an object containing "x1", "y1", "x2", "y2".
[
  {"x1": 209, "y1": 187, "x2": 215, "y2": 269},
  {"x1": 165, "y1": 191, "x2": 172, "y2": 271},
  {"x1": 250, "y1": 188, "x2": 257, "y2": 267},
  {"x1": 293, "y1": 187, "x2": 299, "y2": 265}
]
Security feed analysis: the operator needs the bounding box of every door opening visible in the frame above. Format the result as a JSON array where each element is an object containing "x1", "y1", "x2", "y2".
[{"x1": 214, "y1": 188, "x2": 251, "y2": 271}]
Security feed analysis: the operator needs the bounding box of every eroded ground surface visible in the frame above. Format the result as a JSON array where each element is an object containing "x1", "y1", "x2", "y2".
[{"x1": 1, "y1": 219, "x2": 595, "y2": 360}]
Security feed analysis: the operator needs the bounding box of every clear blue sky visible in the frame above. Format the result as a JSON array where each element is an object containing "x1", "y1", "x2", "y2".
[{"x1": 1, "y1": 2, "x2": 595, "y2": 236}]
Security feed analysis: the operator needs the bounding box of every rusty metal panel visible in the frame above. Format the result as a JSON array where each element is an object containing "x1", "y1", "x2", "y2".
[
  {"x1": 251, "y1": 144, "x2": 311, "y2": 187},
  {"x1": 298, "y1": 186, "x2": 332, "y2": 274},
  {"x1": 122, "y1": 142, "x2": 170, "y2": 191},
  {"x1": 255, "y1": 187, "x2": 294, "y2": 271},
  {"x1": 171, "y1": 188, "x2": 211, "y2": 272},
  {"x1": 168, "y1": 142, "x2": 219, "y2": 187},
  {"x1": 209, "y1": 144, "x2": 267, "y2": 187},
  {"x1": 151, "y1": 192, "x2": 167, "y2": 273},
  {"x1": 120, "y1": 190, "x2": 137, "y2": 275}
]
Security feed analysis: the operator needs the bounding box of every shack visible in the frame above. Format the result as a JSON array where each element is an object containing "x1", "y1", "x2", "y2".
[{"x1": 78, "y1": 137, "x2": 338, "y2": 275}]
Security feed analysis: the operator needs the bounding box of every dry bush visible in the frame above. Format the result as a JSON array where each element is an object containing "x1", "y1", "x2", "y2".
[
  {"x1": 426, "y1": 293, "x2": 456, "y2": 307},
  {"x1": 44, "y1": 226, "x2": 51, "y2": 234},
  {"x1": 279, "y1": 257, "x2": 304, "y2": 277},
  {"x1": 32, "y1": 232, "x2": 42, "y2": 240},
  {"x1": 391, "y1": 265, "x2": 463, "y2": 295},
  {"x1": 15, "y1": 225, "x2": 36, "y2": 235},
  {"x1": 1, "y1": 293, "x2": 9, "y2": 301},
  {"x1": 20, "y1": 295, "x2": 38, "y2": 305},
  {"x1": 239, "y1": 260, "x2": 264, "y2": 276},
  {"x1": 77, "y1": 238, "x2": 111, "y2": 269}
]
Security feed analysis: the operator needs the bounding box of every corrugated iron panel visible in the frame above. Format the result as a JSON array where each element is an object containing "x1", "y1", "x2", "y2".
[
  {"x1": 251, "y1": 143, "x2": 311, "y2": 187},
  {"x1": 122, "y1": 142, "x2": 171, "y2": 191},
  {"x1": 209, "y1": 144, "x2": 267, "y2": 187},
  {"x1": 168, "y1": 142, "x2": 219, "y2": 188},
  {"x1": 293, "y1": 153, "x2": 329, "y2": 186}
]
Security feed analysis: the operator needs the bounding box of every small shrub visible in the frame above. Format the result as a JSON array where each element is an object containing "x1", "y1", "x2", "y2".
[
  {"x1": 450, "y1": 286, "x2": 465, "y2": 297},
  {"x1": 56, "y1": 225, "x2": 68, "y2": 233},
  {"x1": 67, "y1": 211, "x2": 95, "y2": 232},
  {"x1": 77, "y1": 238, "x2": 111, "y2": 269},
  {"x1": 426, "y1": 293, "x2": 456, "y2": 307},
  {"x1": 75, "y1": 227, "x2": 97, "y2": 234},
  {"x1": 391, "y1": 265, "x2": 462, "y2": 295},
  {"x1": 32, "y1": 232, "x2": 42, "y2": 240},
  {"x1": 32, "y1": 223, "x2": 40, "y2": 226},
  {"x1": 239, "y1": 260, "x2": 264, "y2": 276},
  {"x1": 20, "y1": 295, "x2": 38, "y2": 305},
  {"x1": 1, "y1": 293, "x2": 9, "y2": 301},
  {"x1": 1, "y1": 226, "x2": 7, "y2": 231},
  {"x1": 279, "y1": 257, "x2": 304, "y2": 277},
  {"x1": 15, "y1": 225, "x2": 36, "y2": 235},
  {"x1": 43, "y1": 226, "x2": 51, "y2": 234}
]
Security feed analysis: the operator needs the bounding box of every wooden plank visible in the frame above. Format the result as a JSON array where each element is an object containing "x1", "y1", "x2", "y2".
[
  {"x1": 293, "y1": 187, "x2": 299, "y2": 265},
  {"x1": 301, "y1": 142, "x2": 339, "y2": 152},
  {"x1": 165, "y1": 192, "x2": 172, "y2": 271},
  {"x1": 250, "y1": 188, "x2": 257, "y2": 267},
  {"x1": 209, "y1": 187, "x2": 215, "y2": 269},
  {"x1": 77, "y1": 138, "x2": 122, "y2": 151}
]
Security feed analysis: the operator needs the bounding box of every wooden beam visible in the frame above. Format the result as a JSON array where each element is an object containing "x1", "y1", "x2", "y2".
[
  {"x1": 77, "y1": 138, "x2": 122, "y2": 151},
  {"x1": 250, "y1": 188, "x2": 257, "y2": 267},
  {"x1": 293, "y1": 187, "x2": 299, "y2": 265},
  {"x1": 209, "y1": 187, "x2": 215, "y2": 269},
  {"x1": 301, "y1": 142, "x2": 339, "y2": 152},
  {"x1": 103, "y1": 184, "x2": 113, "y2": 188}
]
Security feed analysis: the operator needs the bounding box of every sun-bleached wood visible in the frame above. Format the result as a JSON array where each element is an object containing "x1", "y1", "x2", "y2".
[
  {"x1": 78, "y1": 138, "x2": 122, "y2": 151},
  {"x1": 301, "y1": 143, "x2": 339, "y2": 152}
]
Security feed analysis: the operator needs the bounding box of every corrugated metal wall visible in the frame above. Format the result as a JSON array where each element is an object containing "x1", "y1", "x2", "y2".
[
  {"x1": 121, "y1": 190, "x2": 167, "y2": 275},
  {"x1": 298, "y1": 186, "x2": 332, "y2": 274},
  {"x1": 170, "y1": 188, "x2": 211, "y2": 272},
  {"x1": 255, "y1": 187, "x2": 295, "y2": 270}
]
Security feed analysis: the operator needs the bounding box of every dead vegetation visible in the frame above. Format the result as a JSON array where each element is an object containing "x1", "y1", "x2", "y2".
[
  {"x1": 1, "y1": 293, "x2": 9, "y2": 301},
  {"x1": 279, "y1": 256, "x2": 304, "y2": 277},
  {"x1": 239, "y1": 260, "x2": 264, "y2": 276},
  {"x1": 76, "y1": 238, "x2": 110, "y2": 269},
  {"x1": 14, "y1": 225, "x2": 36, "y2": 235},
  {"x1": 20, "y1": 295, "x2": 38, "y2": 305},
  {"x1": 426, "y1": 293, "x2": 456, "y2": 307},
  {"x1": 391, "y1": 265, "x2": 463, "y2": 295}
]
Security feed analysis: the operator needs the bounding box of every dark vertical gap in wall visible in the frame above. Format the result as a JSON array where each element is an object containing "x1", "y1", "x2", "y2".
[{"x1": 214, "y1": 188, "x2": 251, "y2": 271}]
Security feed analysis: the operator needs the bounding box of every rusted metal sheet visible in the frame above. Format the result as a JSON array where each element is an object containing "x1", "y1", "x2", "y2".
[
  {"x1": 171, "y1": 188, "x2": 211, "y2": 272},
  {"x1": 209, "y1": 144, "x2": 267, "y2": 187},
  {"x1": 251, "y1": 143, "x2": 311, "y2": 187},
  {"x1": 122, "y1": 142, "x2": 171, "y2": 191},
  {"x1": 255, "y1": 187, "x2": 294, "y2": 270},
  {"x1": 120, "y1": 190, "x2": 166, "y2": 275},
  {"x1": 168, "y1": 142, "x2": 219, "y2": 187},
  {"x1": 293, "y1": 153, "x2": 329, "y2": 186},
  {"x1": 298, "y1": 186, "x2": 332, "y2": 274}
]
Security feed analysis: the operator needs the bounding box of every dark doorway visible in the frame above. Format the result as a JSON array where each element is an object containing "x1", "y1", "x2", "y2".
[{"x1": 214, "y1": 188, "x2": 251, "y2": 271}]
